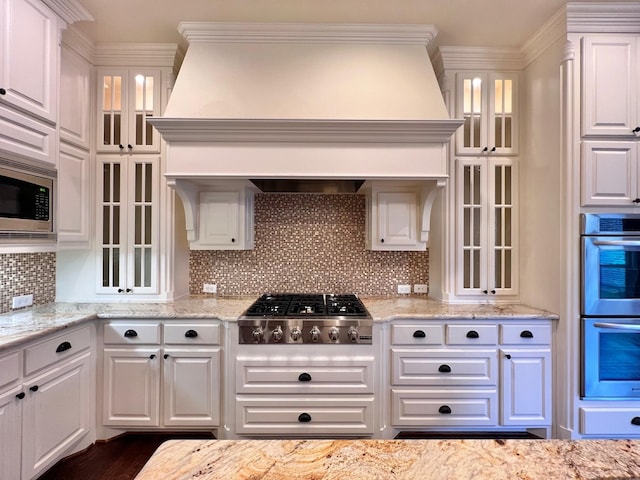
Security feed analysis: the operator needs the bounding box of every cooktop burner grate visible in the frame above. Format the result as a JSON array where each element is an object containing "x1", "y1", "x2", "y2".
[{"x1": 241, "y1": 293, "x2": 370, "y2": 319}]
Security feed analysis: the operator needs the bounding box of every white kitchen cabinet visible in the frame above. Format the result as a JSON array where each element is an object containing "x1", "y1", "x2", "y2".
[
  {"x1": 581, "y1": 140, "x2": 640, "y2": 206},
  {"x1": 58, "y1": 142, "x2": 91, "y2": 246},
  {"x1": 97, "y1": 68, "x2": 162, "y2": 154},
  {"x1": 580, "y1": 408, "x2": 640, "y2": 436},
  {"x1": 455, "y1": 72, "x2": 518, "y2": 156},
  {"x1": 101, "y1": 320, "x2": 222, "y2": 429},
  {"x1": 191, "y1": 188, "x2": 255, "y2": 250},
  {"x1": 582, "y1": 35, "x2": 640, "y2": 137},
  {"x1": 96, "y1": 155, "x2": 160, "y2": 296},
  {"x1": 59, "y1": 43, "x2": 92, "y2": 150},
  {"x1": 455, "y1": 157, "x2": 518, "y2": 299},
  {"x1": 0, "y1": 324, "x2": 94, "y2": 480}
]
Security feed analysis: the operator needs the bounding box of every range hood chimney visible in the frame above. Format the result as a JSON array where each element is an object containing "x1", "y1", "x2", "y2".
[{"x1": 148, "y1": 22, "x2": 463, "y2": 242}]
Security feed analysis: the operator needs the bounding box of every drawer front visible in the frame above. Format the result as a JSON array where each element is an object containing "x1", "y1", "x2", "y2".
[
  {"x1": 24, "y1": 325, "x2": 92, "y2": 376},
  {"x1": 236, "y1": 357, "x2": 375, "y2": 394},
  {"x1": 164, "y1": 323, "x2": 221, "y2": 345},
  {"x1": 447, "y1": 325, "x2": 498, "y2": 345},
  {"x1": 0, "y1": 350, "x2": 21, "y2": 389},
  {"x1": 103, "y1": 322, "x2": 161, "y2": 345},
  {"x1": 391, "y1": 325, "x2": 444, "y2": 345},
  {"x1": 391, "y1": 349, "x2": 497, "y2": 386},
  {"x1": 580, "y1": 408, "x2": 640, "y2": 436},
  {"x1": 235, "y1": 396, "x2": 374, "y2": 435},
  {"x1": 392, "y1": 389, "x2": 498, "y2": 426},
  {"x1": 500, "y1": 324, "x2": 551, "y2": 345}
]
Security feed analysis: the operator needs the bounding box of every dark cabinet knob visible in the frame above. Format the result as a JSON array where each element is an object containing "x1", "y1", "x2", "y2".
[
  {"x1": 298, "y1": 373, "x2": 312, "y2": 382},
  {"x1": 413, "y1": 330, "x2": 426, "y2": 338},
  {"x1": 164, "y1": 354, "x2": 169, "y2": 359},
  {"x1": 633, "y1": 126, "x2": 640, "y2": 133},
  {"x1": 118, "y1": 144, "x2": 124, "y2": 150},
  {"x1": 633, "y1": 198, "x2": 640, "y2": 204},
  {"x1": 126, "y1": 288, "x2": 132, "y2": 293},
  {"x1": 482, "y1": 290, "x2": 488, "y2": 294},
  {"x1": 56, "y1": 341, "x2": 72, "y2": 353},
  {"x1": 438, "y1": 405, "x2": 452, "y2": 414},
  {"x1": 631, "y1": 417, "x2": 640, "y2": 426},
  {"x1": 505, "y1": 354, "x2": 512, "y2": 360},
  {"x1": 127, "y1": 144, "x2": 133, "y2": 150},
  {"x1": 124, "y1": 329, "x2": 138, "y2": 338},
  {"x1": 15, "y1": 392, "x2": 25, "y2": 400},
  {"x1": 231, "y1": 238, "x2": 236, "y2": 243},
  {"x1": 482, "y1": 147, "x2": 488, "y2": 152},
  {"x1": 298, "y1": 413, "x2": 312, "y2": 423},
  {"x1": 380, "y1": 238, "x2": 385, "y2": 243},
  {"x1": 490, "y1": 147, "x2": 496, "y2": 152},
  {"x1": 149, "y1": 354, "x2": 156, "y2": 359},
  {"x1": 29, "y1": 385, "x2": 39, "y2": 392},
  {"x1": 438, "y1": 364, "x2": 451, "y2": 373},
  {"x1": 466, "y1": 330, "x2": 479, "y2": 339},
  {"x1": 520, "y1": 330, "x2": 534, "y2": 338},
  {"x1": 490, "y1": 289, "x2": 496, "y2": 294},
  {"x1": 118, "y1": 288, "x2": 124, "y2": 293},
  {"x1": 0, "y1": 88, "x2": 6, "y2": 95},
  {"x1": 185, "y1": 329, "x2": 198, "y2": 338}
]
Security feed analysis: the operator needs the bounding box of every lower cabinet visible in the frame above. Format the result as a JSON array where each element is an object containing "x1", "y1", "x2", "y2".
[
  {"x1": 389, "y1": 319, "x2": 552, "y2": 435},
  {"x1": 0, "y1": 324, "x2": 93, "y2": 480},
  {"x1": 101, "y1": 320, "x2": 221, "y2": 429}
]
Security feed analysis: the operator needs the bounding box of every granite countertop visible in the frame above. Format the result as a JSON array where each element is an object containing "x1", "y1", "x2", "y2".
[
  {"x1": 134, "y1": 438, "x2": 640, "y2": 480},
  {"x1": 0, "y1": 296, "x2": 558, "y2": 351}
]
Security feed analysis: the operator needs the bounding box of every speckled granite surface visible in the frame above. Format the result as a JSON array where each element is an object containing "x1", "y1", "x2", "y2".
[
  {"x1": 0, "y1": 296, "x2": 557, "y2": 351},
  {"x1": 134, "y1": 438, "x2": 640, "y2": 480}
]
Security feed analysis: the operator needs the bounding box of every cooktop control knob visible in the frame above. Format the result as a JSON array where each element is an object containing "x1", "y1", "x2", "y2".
[
  {"x1": 310, "y1": 325, "x2": 321, "y2": 343},
  {"x1": 328, "y1": 327, "x2": 340, "y2": 342},
  {"x1": 272, "y1": 326, "x2": 283, "y2": 342},
  {"x1": 251, "y1": 327, "x2": 264, "y2": 343},
  {"x1": 348, "y1": 326, "x2": 359, "y2": 343},
  {"x1": 290, "y1": 326, "x2": 302, "y2": 341}
]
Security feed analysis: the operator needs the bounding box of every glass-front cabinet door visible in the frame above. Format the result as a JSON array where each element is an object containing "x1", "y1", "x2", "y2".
[
  {"x1": 456, "y1": 157, "x2": 518, "y2": 298},
  {"x1": 98, "y1": 69, "x2": 161, "y2": 154},
  {"x1": 97, "y1": 155, "x2": 160, "y2": 295},
  {"x1": 456, "y1": 73, "x2": 518, "y2": 156}
]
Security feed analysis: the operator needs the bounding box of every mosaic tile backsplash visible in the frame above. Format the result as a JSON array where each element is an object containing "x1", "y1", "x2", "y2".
[
  {"x1": 0, "y1": 253, "x2": 56, "y2": 314},
  {"x1": 190, "y1": 194, "x2": 429, "y2": 296}
]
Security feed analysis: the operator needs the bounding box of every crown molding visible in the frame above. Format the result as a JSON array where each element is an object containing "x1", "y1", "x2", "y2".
[
  {"x1": 93, "y1": 43, "x2": 179, "y2": 67},
  {"x1": 566, "y1": 2, "x2": 640, "y2": 33},
  {"x1": 521, "y1": 7, "x2": 568, "y2": 67},
  {"x1": 42, "y1": 0, "x2": 94, "y2": 24},
  {"x1": 438, "y1": 46, "x2": 523, "y2": 71},
  {"x1": 61, "y1": 25, "x2": 95, "y2": 62},
  {"x1": 178, "y1": 22, "x2": 438, "y2": 45}
]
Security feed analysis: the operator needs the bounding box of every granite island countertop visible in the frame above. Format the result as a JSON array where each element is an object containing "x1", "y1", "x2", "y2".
[
  {"x1": 134, "y1": 438, "x2": 640, "y2": 480},
  {"x1": 0, "y1": 296, "x2": 558, "y2": 351}
]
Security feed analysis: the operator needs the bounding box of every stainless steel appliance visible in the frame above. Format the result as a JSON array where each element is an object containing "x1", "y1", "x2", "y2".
[
  {"x1": 0, "y1": 164, "x2": 54, "y2": 235},
  {"x1": 581, "y1": 213, "x2": 640, "y2": 398},
  {"x1": 238, "y1": 294, "x2": 373, "y2": 344}
]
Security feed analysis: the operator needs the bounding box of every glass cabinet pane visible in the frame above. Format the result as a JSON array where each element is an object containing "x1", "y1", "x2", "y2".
[
  {"x1": 492, "y1": 164, "x2": 513, "y2": 290},
  {"x1": 462, "y1": 164, "x2": 483, "y2": 289},
  {"x1": 134, "y1": 74, "x2": 155, "y2": 147},
  {"x1": 493, "y1": 78, "x2": 513, "y2": 149},
  {"x1": 102, "y1": 75, "x2": 123, "y2": 146},
  {"x1": 463, "y1": 77, "x2": 483, "y2": 149}
]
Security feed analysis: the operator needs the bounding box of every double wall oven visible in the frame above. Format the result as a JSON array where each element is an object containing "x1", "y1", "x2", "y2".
[{"x1": 581, "y1": 213, "x2": 640, "y2": 398}]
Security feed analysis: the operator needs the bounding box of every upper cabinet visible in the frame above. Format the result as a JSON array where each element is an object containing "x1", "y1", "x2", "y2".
[
  {"x1": 582, "y1": 35, "x2": 640, "y2": 137},
  {"x1": 455, "y1": 72, "x2": 518, "y2": 156},
  {"x1": 97, "y1": 68, "x2": 162, "y2": 154}
]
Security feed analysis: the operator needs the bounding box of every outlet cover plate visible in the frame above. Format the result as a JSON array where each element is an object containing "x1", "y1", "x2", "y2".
[
  {"x1": 12, "y1": 294, "x2": 33, "y2": 309},
  {"x1": 414, "y1": 284, "x2": 428, "y2": 294},
  {"x1": 203, "y1": 283, "x2": 217, "y2": 294},
  {"x1": 397, "y1": 284, "x2": 411, "y2": 294}
]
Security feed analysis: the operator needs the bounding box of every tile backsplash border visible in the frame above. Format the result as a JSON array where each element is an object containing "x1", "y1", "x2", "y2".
[{"x1": 0, "y1": 252, "x2": 56, "y2": 314}]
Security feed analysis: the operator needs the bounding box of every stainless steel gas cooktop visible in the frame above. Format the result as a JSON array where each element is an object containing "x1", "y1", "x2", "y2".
[{"x1": 238, "y1": 294, "x2": 373, "y2": 344}]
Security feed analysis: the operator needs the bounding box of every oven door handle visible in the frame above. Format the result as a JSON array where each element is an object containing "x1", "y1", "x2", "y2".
[
  {"x1": 592, "y1": 240, "x2": 640, "y2": 248},
  {"x1": 593, "y1": 322, "x2": 640, "y2": 331}
]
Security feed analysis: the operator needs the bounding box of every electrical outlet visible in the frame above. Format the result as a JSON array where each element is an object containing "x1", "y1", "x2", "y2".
[
  {"x1": 397, "y1": 284, "x2": 411, "y2": 294},
  {"x1": 203, "y1": 283, "x2": 217, "y2": 294},
  {"x1": 11, "y1": 294, "x2": 33, "y2": 309},
  {"x1": 413, "y1": 284, "x2": 428, "y2": 294}
]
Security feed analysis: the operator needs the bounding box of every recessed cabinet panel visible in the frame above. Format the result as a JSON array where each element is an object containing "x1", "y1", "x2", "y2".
[
  {"x1": 0, "y1": 386, "x2": 22, "y2": 480},
  {"x1": 581, "y1": 141, "x2": 638, "y2": 206}
]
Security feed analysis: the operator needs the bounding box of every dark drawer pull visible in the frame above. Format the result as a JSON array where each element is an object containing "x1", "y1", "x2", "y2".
[
  {"x1": 466, "y1": 330, "x2": 479, "y2": 339},
  {"x1": 185, "y1": 329, "x2": 198, "y2": 338},
  {"x1": 438, "y1": 364, "x2": 451, "y2": 373},
  {"x1": 56, "y1": 341, "x2": 72, "y2": 353},
  {"x1": 298, "y1": 373, "x2": 312, "y2": 382},
  {"x1": 124, "y1": 329, "x2": 138, "y2": 338},
  {"x1": 438, "y1": 405, "x2": 452, "y2": 414},
  {"x1": 631, "y1": 417, "x2": 640, "y2": 426},
  {"x1": 29, "y1": 385, "x2": 39, "y2": 392},
  {"x1": 298, "y1": 413, "x2": 312, "y2": 423},
  {"x1": 413, "y1": 330, "x2": 426, "y2": 338},
  {"x1": 520, "y1": 330, "x2": 534, "y2": 338},
  {"x1": 15, "y1": 392, "x2": 25, "y2": 400}
]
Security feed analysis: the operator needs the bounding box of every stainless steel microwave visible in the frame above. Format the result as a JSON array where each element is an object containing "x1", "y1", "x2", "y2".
[{"x1": 0, "y1": 165, "x2": 54, "y2": 234}]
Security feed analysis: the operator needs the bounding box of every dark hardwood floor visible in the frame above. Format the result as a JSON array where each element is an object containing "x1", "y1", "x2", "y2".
[{"x1": 38, "y1": 432, "x2": 215, "y2": 480}]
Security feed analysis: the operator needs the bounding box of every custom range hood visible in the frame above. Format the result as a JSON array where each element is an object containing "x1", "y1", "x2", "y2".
[{"x1": 149, "y1": 22, "x2": 463, "y2": 242}]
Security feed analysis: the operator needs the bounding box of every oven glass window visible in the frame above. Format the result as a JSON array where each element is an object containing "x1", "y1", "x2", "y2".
[
  {"x1": 599, "y1": 250, "x2": 640, "y2": 299},
  {"x1": 600, "y1": 332, "x2": 640, "y2": 381}
]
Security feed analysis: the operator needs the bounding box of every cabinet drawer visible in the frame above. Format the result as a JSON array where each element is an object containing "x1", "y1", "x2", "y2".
[
  {"x1": 103, "y1": 322, "x2": 161, "y2": 344},
  {"x1": 391, "y1": 349, "x2": 497, "y2": 386},
  {"x1": 447, "y1": 325, "x2": 498, "y2": 345},
  {"x1": 164, "y1": 323, "x2": 221, "y2": 345},
  {"x1": 500, "y1": 324, "x2": 551, "y2": 345},
  {"x1": 24, "y1": 325, "x2": 92, "y2": 376},
  {"x1": 235, "y1": 396, "x2": 374, "y2": 435},
  {"x1": 236, "y1": 357, "x2": 374, "y2": 394},
  {"x1": 392, "y1": 388, "x2": 498, "y2": 426},
  {"x1": 391, "y1": 325, "x2": 443, "y2": 345},
  {"x1": 0, "y1": 350, "x2": 21, "y2": 389},
  {"x1": 580, "y1": 408, "x2": 640, "y2": 436}
]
